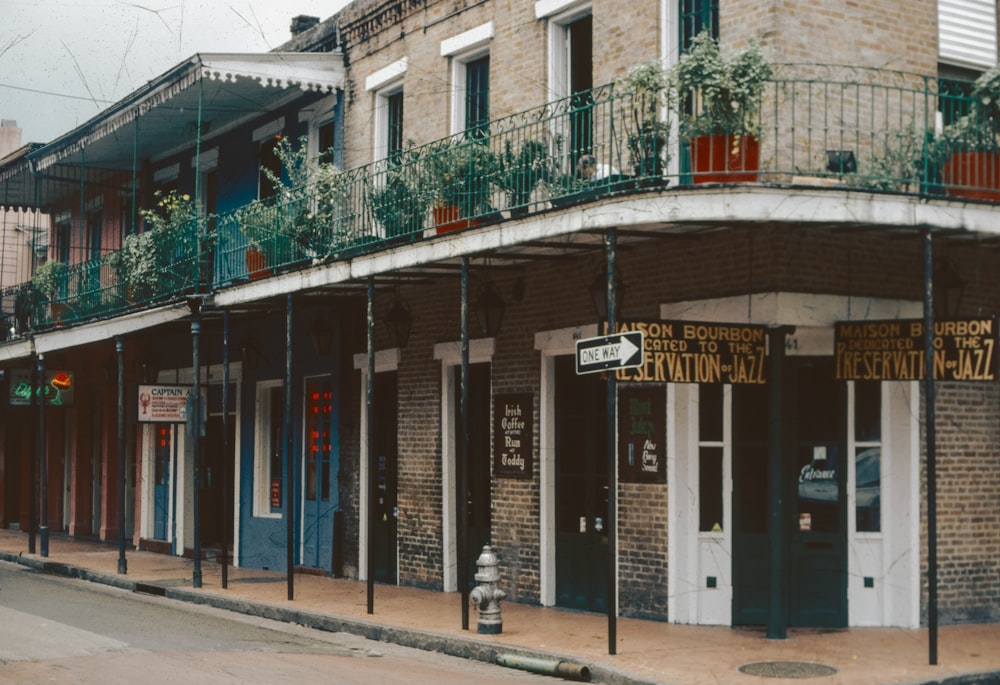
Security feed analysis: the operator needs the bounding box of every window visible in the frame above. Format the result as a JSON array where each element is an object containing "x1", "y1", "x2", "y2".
[
  {"x1": 386, "y1": 90, "x2": 404, "y2": 162},
  {"x1": 304, "y1": 376, "x2": 333, "y2": 502},
  {"x1": 464, "y1": 56, "x2": 490, "y2": 137},
  {"x1": 939, "y1": 0, "x2": 997, "y2": 69},
  {"x1": 367, "y1": 58, "x2": 408, "y2": 163},
  {"x1": 258, "y1": 136, "x2": 282, "y2": 201},
  {"x1": 86, "y1": 207, "x2": 102, "y2": 260},
  {"x1": 680, "y1": 0, "x2": 719, "y2": 51},
  {"x1": 317, "y1": 120, "x2": 336, "y2": 165},
  {"x1": 854, "y1": 381, "x2": 881, "y2": 533},
  {"x1": 442, "y1": 23, "x2": 494, "y2": 136},
  {"x1": 54, "y1": 213, "x2": 71, "y2": 264},
  {"x1": 254, "y1": 380, "x2": 285, "y2": 517},
  {"x1": 698, "y1": 383, "x2": 724, "y2": 532}
]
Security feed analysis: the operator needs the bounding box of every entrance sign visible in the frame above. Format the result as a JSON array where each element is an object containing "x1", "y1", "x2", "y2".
[
  {"x1": 138, "y1": 384, "x2": 205, "y2": 423},
  {"x1": 575, "y1": 331, "x2": 644, "y2": 375},
  {"x1": 618, "y1": 387, "x2": 666, "y2": 483},
  {"x1": 615, "y1": 321, "x2": 767, "y2": 384},
  {"x1": 493, "y1": 393, "x2": 533, "y2": 478},
  {"x1": 8, "y1": 369, "x2": 75, "y2": 406},
  {"x1": 835, "y1": 319, "x2": 996, "y2": 381}
]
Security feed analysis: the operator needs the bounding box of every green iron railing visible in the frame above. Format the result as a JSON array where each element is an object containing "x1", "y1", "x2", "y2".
[{"x1": 5, "y1": 65, "x2": 992, "y2": 336}]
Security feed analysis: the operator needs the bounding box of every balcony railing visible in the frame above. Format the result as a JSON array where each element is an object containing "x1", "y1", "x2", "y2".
[{"x1": 3, "y1": 65, "x2": 989, "y2": 337}]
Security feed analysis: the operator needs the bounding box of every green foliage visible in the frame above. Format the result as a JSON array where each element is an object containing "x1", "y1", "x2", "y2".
[
  {"x1": 850, "y1": 126, "x2": 939, "y2": 192},
  {"x1": 31, "y1": 259, "x2": 69, "y2": 301},
  {"x1": 619, "y1": 60, "x2": 672, "y2": 175},
  {"x1": 369, "y1": 146, "x2": 430, "y2": 238},
  {"x1": 496, "y1": 139, "x2": 553, "y2": 208},
  {"x1": 671, "y1": 31, "x2": 774, "y2": 137},
  {"x1": 424, "y1": 138, "x2": 499, "y2": 215},
  {"x1": 250, "y1": 135, "x2": 354, "y2": 260},
  {"x1": 111, "y1": 189, "x2": 201, "y2": 302}
]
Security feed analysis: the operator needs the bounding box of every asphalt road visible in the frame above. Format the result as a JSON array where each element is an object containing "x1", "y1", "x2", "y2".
[{"x1": 0, "y1": 561, "x2": 557, "y2": 684}]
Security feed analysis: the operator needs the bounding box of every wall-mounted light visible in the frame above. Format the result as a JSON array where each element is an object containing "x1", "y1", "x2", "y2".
[
  {"x1": 933, "y1": 259, "x2": 965, "y2": 319},
  {"x1": 309, "y1": 314, "x2": 334, "y2": 357},
  {"x1": 139, "y1": 356, "x2": 160, "y2": 384},
  {"x1": 385, "y1": 294, "x2": 412, "y2": 348},
  {"x1": 475, "y1": 281, "x2": 506, "y2": 338},
  {"x1": 589, "y1": 268, "x2": 626, "y2": 321}
]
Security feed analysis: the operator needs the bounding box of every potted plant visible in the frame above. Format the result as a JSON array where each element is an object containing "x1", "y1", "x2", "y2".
[
  {"x1": 939, "y1": 65, "x2": 1000, "y2": 200},
  {"x1": 496, "y1": 139, "x2": 553, "y2": 217},
  {"x1": 369, "y1": 145, "x2": 430, "y2": 240},
  {"x1": 424, "y1": 138, "x2": 498, "y2": 233},
  {"x1": 619, "y1": 59, "x2": 672, "y2": 183},
  {"x1": 671, "y1": 31, "x2": 774, "y2": 183},
  {"x1": 112, "y1": 189, "x2": 202, "y2": 300},
  {"x1": 245, "y1": 135, "x2": 354, "y2": 271},
  {"x1": 31, "y1": 259, "x2": 70, "y2": 324}
]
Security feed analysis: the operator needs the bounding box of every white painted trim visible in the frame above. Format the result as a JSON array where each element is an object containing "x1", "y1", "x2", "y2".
[
  {"x1": 534, "y1": 323, "x2": 597, "y2": 605},
  {"x1": 435, "y1": 337, "x2": 495, "y2": 591},
  {"x1": 355, "y1": 348, "x2": 401, "y2": 583},
  {"x1": 191, "y1": 147, "x2": 219, "y2": 171},
  {"x1": 535, "y1": 0, "x2": 590, "y2": 20},
  {"x1": 34, "y1": 303, "x2": 191, "y2": 354},
  {"x1": 153, "y1": 163, "x2": 180, "y2": 183},
  {"x1": 661, "y1": 293, "x2": 922, "y2": 328},
  {"x1": 441, "y1": 22, "x2": 494, "y2": 57},
  {"x1": 365, "y1": 58, "x2": 408, "y2": 92},
  {"x1": 253, "y1": 379, "x2": 284, "y2": 519},
  {"x1": 252, "y1": 117, "x2": 285, "y2": 143}
]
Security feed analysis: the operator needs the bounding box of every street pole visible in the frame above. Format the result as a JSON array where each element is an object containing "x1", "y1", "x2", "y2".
[
  {"x1": 116, "y1": 336, "x2": 127, "y2": 574},
  {"x1": 923, "y1": 228, "x2": 939, "y2": 666},
  {"x1": 366, "y1": 277, "x2": 375, "y2": 614},
  {"x1": 38, "y1": 353, "x2": 48, "y2": 558},
  {"x1": 459, "y1": 256, "x2": 470, "y2": 631},
  {"x1": 604, "y1": 229, "x2": 618, "y2": 656},
  {"x1": 221, "y1": 310, "x2": 230, "y2": 589},
  {"x1": 190, "y1": 301, "x2": 202, "y2": 588}
]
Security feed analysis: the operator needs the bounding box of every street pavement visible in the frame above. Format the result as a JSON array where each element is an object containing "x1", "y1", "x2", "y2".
[{"x1": 1, "y1": 529, "x2": 999, "y2": 685}]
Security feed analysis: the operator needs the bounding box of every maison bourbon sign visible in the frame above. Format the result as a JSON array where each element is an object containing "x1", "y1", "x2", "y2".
[
  {"x1": 835, "y1": 319, "x2": 996, "y2": 381},
  {"x1": 493, "y1": 393, "x2": 533, "y2": 478},
  {"x1": 614, "y1": 321, "x2": 767, "y2": 384}
]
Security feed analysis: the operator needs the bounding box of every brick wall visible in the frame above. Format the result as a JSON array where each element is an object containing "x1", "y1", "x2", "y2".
[{"x1": 922, "y1": 382, "x2": 1000, "y2": 624}]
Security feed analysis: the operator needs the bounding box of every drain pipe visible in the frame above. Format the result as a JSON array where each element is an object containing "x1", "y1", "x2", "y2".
[{"x1": 496, "y1": 654, "x2": 591, "y2": 682}]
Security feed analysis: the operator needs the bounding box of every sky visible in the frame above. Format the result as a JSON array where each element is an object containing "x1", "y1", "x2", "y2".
[{"x1": 1, "y1": 0, "x2": 352, "y2": 145}]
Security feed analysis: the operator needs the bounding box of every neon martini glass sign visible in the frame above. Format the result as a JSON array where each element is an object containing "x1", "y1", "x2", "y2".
[{"x1": 10, "y1": 371, "x2": 74, "y2": 406}]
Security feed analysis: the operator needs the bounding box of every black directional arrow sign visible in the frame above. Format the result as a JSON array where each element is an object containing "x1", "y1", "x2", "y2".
[{"x1": 575, "y1": 331, "x2": 644, "y2": 375}]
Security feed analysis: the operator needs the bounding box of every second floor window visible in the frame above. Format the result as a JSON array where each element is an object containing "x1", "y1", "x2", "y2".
[
  {"x1": 465, "y1": 55, "x2": 490, "y2": 137},
  {"x1": 259, "y1": 136, "x2": 282, "y2": 200},
  {"x1": 680, "y1": 0, "x2": 719, "y2": 51},
  {"x1": 386, "y1": 90, "x2": 404, "y2": 162}
]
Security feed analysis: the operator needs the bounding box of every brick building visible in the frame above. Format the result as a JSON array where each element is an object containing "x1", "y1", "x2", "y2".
[{"x1": 1, "y1": 0, "x2": 999, "y2": 638}]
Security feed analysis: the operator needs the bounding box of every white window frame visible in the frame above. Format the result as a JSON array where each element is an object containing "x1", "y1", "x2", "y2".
[
  {"x1": 366, "y1": 58, "x2": 408, "y2": 163},
  {"x1": 253, "y1": 379, "x2": 284, "y2": 519},
  {"x1": 441, "y1": 23, "x2": 494, "y2": 135}
]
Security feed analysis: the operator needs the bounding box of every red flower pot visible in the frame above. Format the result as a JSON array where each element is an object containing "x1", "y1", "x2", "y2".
[{"x1": 689, "y1": 134, "x2": 761, "y2": 184}]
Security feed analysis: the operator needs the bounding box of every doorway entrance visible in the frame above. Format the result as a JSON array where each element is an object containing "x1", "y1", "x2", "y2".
[
  {"x1": 554, "y1": 355, "x2": 608, "y2": 612},
  {"x1": 371, "y1": 371, "x2": 398, "y2": 584},
  {"x1": 732, "y1": 357, "x2": 848, "y2": 627}
]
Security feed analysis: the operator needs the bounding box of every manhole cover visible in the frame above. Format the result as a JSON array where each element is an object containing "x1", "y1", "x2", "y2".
[{"x1": 738, "y1": 661, "x2": 837, "y2": 679}]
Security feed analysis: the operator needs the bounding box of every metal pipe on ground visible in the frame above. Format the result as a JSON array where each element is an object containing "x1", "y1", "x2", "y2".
[{"x1": 496, "y1": 654, "x2": 592, "y2": 682}]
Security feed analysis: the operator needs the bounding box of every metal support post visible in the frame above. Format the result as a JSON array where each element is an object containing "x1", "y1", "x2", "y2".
[{"x1": 116, "y1": 336, "x2": 127, "y2": 574}]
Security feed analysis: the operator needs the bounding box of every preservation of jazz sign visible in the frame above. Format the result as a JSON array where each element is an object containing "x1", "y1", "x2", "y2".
[
  {"x1": 614, "y1": 321, "x2": 767, "y2": 384},
  {"x1": 835, "y1": 319, "x2": 996, "y2": 381}
]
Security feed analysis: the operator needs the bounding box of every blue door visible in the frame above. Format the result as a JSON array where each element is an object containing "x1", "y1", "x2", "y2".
[
  {"x1": 152, "y1": 424, "x2": 172, "y2": 541},
  {"x1": 301, "y1": 375, "x2": 339, "y2": 570}
]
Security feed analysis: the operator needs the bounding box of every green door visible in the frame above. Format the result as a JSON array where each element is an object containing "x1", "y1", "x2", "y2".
[
  {"x1": 457, "y1": 363, "x2": 492, "y2": 589},
  {"x1": 372, "y1": 372, "x2": 398, "y2": 584},
  {"x1": 733, "y1": 357, "x2": 847, "y2": 627},
  {"x1": 554, "y1": 355, "x2": 608, "y2": 612}
]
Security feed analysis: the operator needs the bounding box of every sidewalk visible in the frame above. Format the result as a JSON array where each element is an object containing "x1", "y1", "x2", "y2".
[{"x1": 1, "y1": 530, "x2": 998, "y2": 685}]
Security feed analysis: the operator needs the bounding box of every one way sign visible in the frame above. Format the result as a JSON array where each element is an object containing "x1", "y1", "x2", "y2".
[{"x1": 575, "y1": 331, "x2": 644, "y2": 375}]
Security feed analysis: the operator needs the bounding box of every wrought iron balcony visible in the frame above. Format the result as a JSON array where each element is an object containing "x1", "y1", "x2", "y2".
[{"x1": 2, "y1": 65, "x2": 988, "y2": 336}]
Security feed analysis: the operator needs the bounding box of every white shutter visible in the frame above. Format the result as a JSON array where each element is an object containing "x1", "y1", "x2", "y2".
[{"x1": 939, "y1": 0, "x2": 998, "y2": 69}]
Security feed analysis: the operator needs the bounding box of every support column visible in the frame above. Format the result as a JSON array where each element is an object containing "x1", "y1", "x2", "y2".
[
  {"x1": 190, "y1": 301, "x2": 202, "y2": 588},
  {"x1": 459, "y1": 256, "x2": 470, "y2": 631},
  {"x1": 766, "y1": 326, "x2": 791, "y2": 639},
  {"x1": 116, "y1": 336, "x2": 127, "y2": 574},
  {"x1": 604, "y1": 228, "x2": 619, "y2": 656},
  {"x1": 38, "y1": 353, "x2": 48, "y2": 558},
  {"x1": 366, "y1": 278, "x2": 375, "y2": 614},
  {"x1": 922, "y1": 228, "x2": 939, "y2": 665}
]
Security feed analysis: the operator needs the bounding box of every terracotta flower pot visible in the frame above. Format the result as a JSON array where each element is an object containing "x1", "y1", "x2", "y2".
[
  {"x1": 689, "y1": 134, "x2": 761, "y2": 184},
  {"x1": 942, "y1": 151, "x2": 1000, "y2": 201},
  {"x1": 245, "y1": 247, "x2": 272, "y2": 280},
  {"x1": 433, "y1": 205, "x2": 478, "y2": 234}
]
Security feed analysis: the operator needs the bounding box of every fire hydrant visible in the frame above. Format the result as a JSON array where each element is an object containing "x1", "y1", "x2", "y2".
[{"x1": 469, "y1": 545, "x2": 506, "y2": 634}]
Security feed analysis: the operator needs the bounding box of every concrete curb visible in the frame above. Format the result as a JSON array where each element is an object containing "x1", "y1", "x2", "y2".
[{"x1": 1, "y1": 551, "x2": 659, "y2": 685}]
